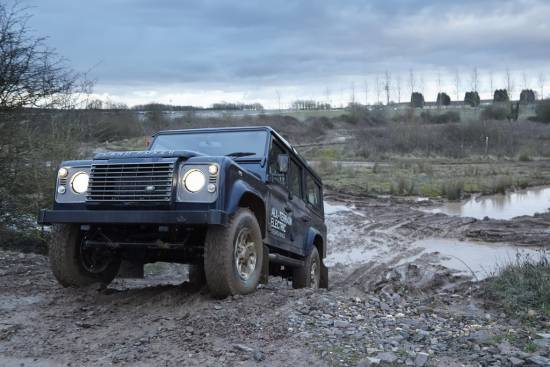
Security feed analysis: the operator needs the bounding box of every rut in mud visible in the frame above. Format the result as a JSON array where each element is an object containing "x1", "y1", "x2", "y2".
[{"x1": 1, "y1": 195, "x2": 550, "y2": 366}]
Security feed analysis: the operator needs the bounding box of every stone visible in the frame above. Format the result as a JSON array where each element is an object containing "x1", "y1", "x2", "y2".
[
  {"x1": 357, "y1": 357, "x2": 381, "y2": 366},
  {"x1": 333, "y1": 320, "x2": 350, "y2": 328},
  {"x1": 415, "y1": 352, "x2": 429, "y2": 367},
  {"x1": 376, "y1": 352, "x2": 398, "y2": 364},
  {"x1": 528, "y1": 355, "x2": 550, "y2": 366},
  {"x1": 508, "y1": 356, "x2": 525, "y2": 366},
  {"x1": 253, "y1": 351, "x2": 265, "y2": 362}
]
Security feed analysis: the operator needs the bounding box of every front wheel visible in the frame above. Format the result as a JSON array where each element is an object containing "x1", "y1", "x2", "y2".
[
  {"x1": 293, "y1": 246, "x2": 321, "y2": 289},
  {"x1": 49, "y1": 224, "x2": 120, "y2": 287},
  {"x1": 204, "y1": 209, "x2": 263, "y2": 298}
]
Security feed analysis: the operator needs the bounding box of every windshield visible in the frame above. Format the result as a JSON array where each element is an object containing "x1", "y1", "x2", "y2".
[{"x1": 150, "y1": 130, "x2": 268, "y2": 158}]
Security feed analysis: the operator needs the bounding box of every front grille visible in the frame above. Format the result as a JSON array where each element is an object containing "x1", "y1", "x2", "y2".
[{"x1": 87, "y1": 162, "x2": 175, "y2": 202}]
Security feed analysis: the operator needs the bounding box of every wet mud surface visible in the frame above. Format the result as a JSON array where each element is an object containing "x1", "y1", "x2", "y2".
[{"x1": 1, "y1": 194, "x2": 550, "y2": 366}]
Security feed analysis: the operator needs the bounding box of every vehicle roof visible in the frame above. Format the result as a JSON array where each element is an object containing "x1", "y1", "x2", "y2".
[{"x1": 154, "y1": 126, "x2": 322, "y2": 183}]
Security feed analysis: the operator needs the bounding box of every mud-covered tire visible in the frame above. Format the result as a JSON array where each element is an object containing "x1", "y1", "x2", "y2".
[
  {"x1": 49, "y1": 224, "x2": 120, "y2": 287},
  {"x1": 188, "y1": 263, "x2": 206, "y2": 286},
  {"x1": 292, "y1": 246, "x2": 321, "y2": 289},
  {"x1": 204, "y1": 208, "x2": 263, "y2": 298}
]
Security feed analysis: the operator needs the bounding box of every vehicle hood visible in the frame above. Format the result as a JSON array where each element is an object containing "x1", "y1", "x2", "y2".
[{"x1": 93, "y1": 150, "x2": 204, "y2": 160}]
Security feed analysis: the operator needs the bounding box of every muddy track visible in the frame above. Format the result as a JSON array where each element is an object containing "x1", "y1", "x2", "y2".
[{"x1": 1, "y1": 195, "x2": 550, "y2": 366}]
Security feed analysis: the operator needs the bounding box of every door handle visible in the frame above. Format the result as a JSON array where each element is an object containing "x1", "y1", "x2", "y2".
[
  {"x1": 284, "y1": 206, "x2": 293, "y2": 213},
  {"x1": 302, "y1": 216, "x2": 311, "y2": 223}
]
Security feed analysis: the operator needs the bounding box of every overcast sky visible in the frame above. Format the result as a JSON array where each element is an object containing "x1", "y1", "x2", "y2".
[{"x1": 26, "y1": 0, "x2": 550, "y2": 107}]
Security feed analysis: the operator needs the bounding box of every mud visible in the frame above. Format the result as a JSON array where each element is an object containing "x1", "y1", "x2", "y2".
[{"x1": 1, "y1": 193, "x2": 549, "y2": 366}]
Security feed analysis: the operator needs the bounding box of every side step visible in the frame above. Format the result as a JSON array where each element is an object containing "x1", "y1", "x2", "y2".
[{"x1": 268, "y1": 253, "x2": 304, "y2": 268}]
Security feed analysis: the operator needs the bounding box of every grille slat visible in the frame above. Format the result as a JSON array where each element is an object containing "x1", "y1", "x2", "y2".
[{"x1": 87, "y1": 162, "x2": 174, "y2": 202}]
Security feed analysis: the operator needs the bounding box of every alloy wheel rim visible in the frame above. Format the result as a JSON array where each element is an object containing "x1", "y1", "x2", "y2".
[{"x1": 234, "y1": 228, "x2": 257, "y2": 281}]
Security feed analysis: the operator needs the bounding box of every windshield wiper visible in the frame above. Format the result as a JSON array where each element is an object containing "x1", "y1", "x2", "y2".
[{"x1": 225, "y1": 152, "x2": 256, "y2": 158}]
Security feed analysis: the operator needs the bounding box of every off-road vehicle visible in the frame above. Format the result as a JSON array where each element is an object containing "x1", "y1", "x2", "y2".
[{"x1": 38, "y1": 127, "x2": 328, "y2": 297}]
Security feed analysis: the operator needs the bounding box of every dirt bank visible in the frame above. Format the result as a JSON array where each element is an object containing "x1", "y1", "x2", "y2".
[{"x1": 1, "y1": 195, "x2": 549, "y2": 366}]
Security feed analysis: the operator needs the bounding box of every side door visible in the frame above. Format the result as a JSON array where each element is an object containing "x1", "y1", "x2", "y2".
[
  {"x1": 266, "y1": 139, "x2": 295, "y2": 252},
  {"x1": 286, "y1": 157, "x2": 310, "y2": 255}
]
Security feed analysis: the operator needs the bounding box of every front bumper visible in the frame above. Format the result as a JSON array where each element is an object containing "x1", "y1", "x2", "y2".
[{"x1": 37, "y1": 209, "x2": 228, "y2": 226}]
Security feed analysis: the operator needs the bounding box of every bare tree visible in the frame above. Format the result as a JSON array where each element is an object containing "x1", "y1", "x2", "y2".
[
  {"x1": 375, "y1": 75, "x2": 381, "y2": 104},
  {"x1": 408, "y1": 69, "x2": 416, "y2": 97},
  {"x1": 470, "y1": 67, "x2": 479, "y2": 92},
  {"x1": 396, "y1": 74, "x2": 402, "y2": 103},
  {"x1": 538, "y1": 72, "x2": 546, "y2": 100},
  {"x1": 454, "y1": 69, "x2": 461, "y2": 101},
  {"x1": 363, "y1": 80, "x2": 368, "y2": 106},
  {"x1": 384, "y1": 70, "x2": 391, "y2": 105},
  {"x1": 325, "y1": 87, "x2": 331, "y2": 107},
  {"x1": 489, "y1": 70, "x2": 494, "y2": 97},
  {"x1": 350, "y1": 82, "x2": 355, "y2": 104},
  {"x1": 0, "y1": 2, "x2": 83, "y2": 110},
  {"x1": 505, "y1": 68, "x2": 514, "y2": 100},
  {"x1": 275, "y1": 90, "x2": 281, "y2": 111},
  {"x1": 521, "y1": 71, "x2": 529, "y2": 89}
]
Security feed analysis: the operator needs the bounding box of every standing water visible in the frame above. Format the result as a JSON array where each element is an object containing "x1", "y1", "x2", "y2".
[{"x1": 428, "y1": 186, "x2": 550, "y2": 220}]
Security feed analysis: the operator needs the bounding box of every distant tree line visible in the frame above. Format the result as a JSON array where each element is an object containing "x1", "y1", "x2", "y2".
[{"x1": 291, "y1": 100, "x2": 331, "y2": 110}]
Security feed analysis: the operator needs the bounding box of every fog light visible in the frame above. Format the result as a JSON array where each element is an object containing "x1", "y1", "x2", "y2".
[
  {"x1": 57, "y1": 185, "x2": 66, "y2": 194},
  {"x1": 208, "y1": 164, "x2": 218, "y2": 175},
  {"x1": 207, "y1": 183, "x2": 216, "y2": 193},
  {"x1": 58, "y1": 167, "x2": 68, "y2": 178}
]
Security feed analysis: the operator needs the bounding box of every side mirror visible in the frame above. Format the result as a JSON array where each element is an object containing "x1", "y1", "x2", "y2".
[{"x1": 277, "y1": 154, "x2": 289, "y2": 173}]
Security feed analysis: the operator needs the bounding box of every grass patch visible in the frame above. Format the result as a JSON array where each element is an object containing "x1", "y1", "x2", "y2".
[{"x1": 484, "y1": 252, "x2": 550, "y2": 320}]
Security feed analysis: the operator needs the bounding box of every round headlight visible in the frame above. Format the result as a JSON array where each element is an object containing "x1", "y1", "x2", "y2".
[
  {"x1": 208, "y1": 164, "x2": 218, "y2": 175},
  {"x1": 58, "y1": 167, "x2": 69, "y2": 178},
  {"x1": 71, "y1": 172, "x2": 89, "y2": 194},
  {"x1": 184, "y1": 169, "x2": 206, "y2": 192}
]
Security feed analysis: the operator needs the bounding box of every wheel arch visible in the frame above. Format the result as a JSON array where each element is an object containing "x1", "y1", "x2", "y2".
[
  {"x1": 304, "y1": 227, "x2": 326, "y2": 259},
  {"x1": 226, "y1": 180, "x2": 267, "y2": 238}
]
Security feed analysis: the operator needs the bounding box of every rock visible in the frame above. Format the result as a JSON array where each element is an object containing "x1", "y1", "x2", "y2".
[
  {"x1": 253, "y1": 351, "x2": 265, "y2": 362},
  {"x1": 497, "y1": 341, "x2": 514, "y2": 355},
  {"x1": 534, "y1": 338, "x2": 550, "y2": 348},
  {"x1": 536, "y1": 333, "x2": 550, "y2": 339},
  {"x1": 528, "y1": 355, "x2": 550, "y2": 366},
  {"x1": 376, "y1": 352, "x2": 398, "y2": 364},
  {"x1": 508, "y1": 356, "x2": 525, "y2": 366},
  {"x1": 415, "y1": 352, "x2": 429, "y2": 367},
  {"x1": 467, "y1": 330, "x2": 494, "y2": 345},
  {"x1": 333, "y1": 320, "x2": 350, "y2": 328},
  {"x1": 233, "y1": 344, "x2": 254, "y2": 353},
  {"x1": 214, "y1": 305, "x2": 222, "y2": 310},
  {"x1": 357, "y1": 357, "x2": 381, "y2": 366}
]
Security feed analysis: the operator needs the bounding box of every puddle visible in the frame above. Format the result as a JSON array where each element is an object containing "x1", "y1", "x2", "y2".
[
  {"x1": 410, "y1": 239, "x2": 544, "y2": 280},
  {"x1": 428, "y1": 186, "x2": 550, "y2": 220}
]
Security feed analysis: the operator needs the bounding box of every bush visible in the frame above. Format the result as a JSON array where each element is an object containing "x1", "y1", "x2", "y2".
[
  {"x1": 410, "y1": 92, "x2": 425, "y2": 108},
  {"x1": 481, "y1": 105, "x2": 508, "y2": 120},
  {"x1": 535, "y1": 100, "x2": 550, "y2": 123},
  {"x1": 441, "y1": 180, "x2": 464, "y2": 200},
  {"x1": 464, "y1": 91, "x2": 480, "y2": 107},
  {"x1": 520, "y1": 89, "x2": 536, "y2": 104},
  {"x1": 420, "y1": 111, "x2": 461, "y2": 124},
  {"x1": 484, "y1": 252, "x2": 550, "y2": 319},
  {"x1": 436, "y1": 92, "x2": 451, "y2": 106},
  {"x1": 494, "y1": 89, "x2": 510, "y2": 103}
]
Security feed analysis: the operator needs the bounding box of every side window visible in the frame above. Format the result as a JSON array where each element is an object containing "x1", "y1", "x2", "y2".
[
  {"x1": 269, "y1": 141, "x2": 286, "y2": 186},
  {"x1": 288, "y1": 159, "x2": 302, "y2": 199},
  {"x1": 305, "y1": 174, "x2": 321, "y2": 209}
]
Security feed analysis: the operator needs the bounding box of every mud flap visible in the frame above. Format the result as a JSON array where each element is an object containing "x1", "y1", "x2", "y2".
[
  {"x1": 117, "y1": 260, "x2": 144, "y2": 279},
  {"x1": 260, "y1": 245, "x2": 269, "y2": 285},
  {"x1": 320, "y1": 261, "x2": 329, "y2": 289}
]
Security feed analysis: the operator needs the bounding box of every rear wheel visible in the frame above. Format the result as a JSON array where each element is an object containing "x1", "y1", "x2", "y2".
[
  {"x1": 204, "y1": 209, "x2": 263, "y2": 298},
  {"x1": 293, "y1": 246, "x2": 320, "y2": 289},
  {"x1": 49, "y1": 224, "x2": 120, "y2": 287}
]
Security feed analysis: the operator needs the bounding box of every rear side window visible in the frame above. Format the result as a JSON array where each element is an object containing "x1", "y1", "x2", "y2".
[
  {"x1": 305, "y1": 174, "x2": 321, "y2": 209},
  {"x1": 288, "y1": 159, "x2": 302, "y2": 199},
  {"x1": 268, "y1": 141, "x2": 286, "y2": 186}
]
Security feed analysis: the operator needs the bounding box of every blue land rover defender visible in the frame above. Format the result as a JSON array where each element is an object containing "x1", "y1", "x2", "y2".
[{"x1": 38, "y1": 127, "x2": 328, "y2": 297}]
